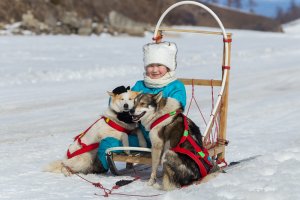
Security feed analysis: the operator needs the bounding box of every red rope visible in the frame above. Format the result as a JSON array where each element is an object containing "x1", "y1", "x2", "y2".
[
  {"x1": 152, "y1": 34, "x2": 163, "y2": 43},
  {"x1": 94, "y1": 192, "x2": 162, "y2": 197},
  {"x1": 223, "y1": 38, "x2": 232, "y2": 43},
  {"x1": 62, "y1": 164, "x2": 161, "y2": 198},
  {"x1": 184, "y1": 79, "x2": 228, "y2": 171},
  {"x1": 186, "y1": 79, "x2": 207, "y2": 125},
  {"x1": 222, "y1": 66, "x2": 231, "y2": 70}
]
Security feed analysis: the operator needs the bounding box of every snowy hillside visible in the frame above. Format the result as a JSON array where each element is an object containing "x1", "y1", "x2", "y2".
[
  {"x1": 283, "y1": 18, "x2": 300, "y2": 34},
  {"x1": 1, "y1": 24, "x2": 300, "y2": 200}
]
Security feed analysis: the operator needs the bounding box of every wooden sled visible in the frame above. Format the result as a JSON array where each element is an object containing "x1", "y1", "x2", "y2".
[{"x1": 106, "y1": 1, "x2": 232, "y2": 176}]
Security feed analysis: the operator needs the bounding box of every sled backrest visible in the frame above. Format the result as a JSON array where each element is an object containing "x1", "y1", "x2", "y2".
[{"x1": 156, "y1": 27, "x2": 232, "y2": 162}]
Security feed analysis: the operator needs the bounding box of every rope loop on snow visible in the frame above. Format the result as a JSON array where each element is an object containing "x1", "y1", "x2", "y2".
[{"x1": 61, "y1": 163, "x2": 161, "y2": 198}]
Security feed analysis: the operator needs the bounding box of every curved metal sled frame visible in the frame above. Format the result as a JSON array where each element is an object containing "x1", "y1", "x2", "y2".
[{"x1": 106, "y1": 1, "x2": 232, "y2": 175}]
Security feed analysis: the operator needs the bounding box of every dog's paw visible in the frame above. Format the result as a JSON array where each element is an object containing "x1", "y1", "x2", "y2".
[
  {"x1": 153, "y1": 183, "x2": 162, "y2": 190},
  {"x1": 62, "y1": 169, "x2": 72, "y2": 176},
  {"x1": 147, "y1": 178, "x2": 156, "y2": 186},
  {"x1": 61, "y1": 166, "x2": 73, "y2": 176}
]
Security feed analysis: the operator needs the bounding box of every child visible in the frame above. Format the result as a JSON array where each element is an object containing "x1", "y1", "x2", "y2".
[{"x1": 97, "y1": 41, "x2": 187, "y2": 171}]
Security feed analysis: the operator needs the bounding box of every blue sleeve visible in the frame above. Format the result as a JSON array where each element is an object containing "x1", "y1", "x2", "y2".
[
  {"x1": 168, "y1": 81, "x2": 186, "y2": 109},
  {"x1": 132, "y1": 80, "x2": 186, "y2": 109},
  {"x1": 132, "y1": 80, "x2": 143, "y2": 92}
]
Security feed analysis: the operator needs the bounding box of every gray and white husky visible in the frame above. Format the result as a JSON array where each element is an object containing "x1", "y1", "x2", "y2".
[
  {"x1": 130, "y1": 92, "x2": 217, "y2": 190},
  {"x1": 44, "y1": 86, "x2": 146, "y2": 176}
]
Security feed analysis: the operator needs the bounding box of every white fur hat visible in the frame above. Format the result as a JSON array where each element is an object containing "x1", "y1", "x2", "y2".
[{"x1": 143, "y1": 42, "x2": 177, "y2": 71}]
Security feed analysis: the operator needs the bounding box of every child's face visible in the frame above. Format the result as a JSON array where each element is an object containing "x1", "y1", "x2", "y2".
[{"x1": 146, "y1": 64, "x2": 168, "y2": 79}]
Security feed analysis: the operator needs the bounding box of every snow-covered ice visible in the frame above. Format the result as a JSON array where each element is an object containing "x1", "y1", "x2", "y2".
[{"x1": 1, "y1": 21, "x2": 300, "y2": 199}]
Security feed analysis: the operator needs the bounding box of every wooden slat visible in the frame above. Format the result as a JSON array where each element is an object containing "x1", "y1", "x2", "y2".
[
  {"x1": 159, "y1": 27, "x2": 232, "y2": 36},
  {"x1": 178, "y1": 78, "x2": 222, "y2": 86},
  {"x1": 112, "y1": 153, "x2": 152, "y2": 165},
  {"x1": 218, "y1": 34, "x2": 232, "y2": 161},
  {"x1": 112, "y1": 144, "x2": 226, "y2": 165}
]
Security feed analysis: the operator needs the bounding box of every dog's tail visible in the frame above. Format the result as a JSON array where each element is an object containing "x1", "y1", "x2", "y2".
[{"x1": 43, "y1": 160, "x2": 64, "y2": 173}]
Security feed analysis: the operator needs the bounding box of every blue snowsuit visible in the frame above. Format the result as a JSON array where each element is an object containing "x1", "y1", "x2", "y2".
[{"x1": 97, "y1": 80, "x2": 186, "y2": 171}]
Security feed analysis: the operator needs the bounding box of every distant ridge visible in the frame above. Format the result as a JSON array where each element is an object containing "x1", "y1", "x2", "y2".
[{"x1": 0, "y1": 0, "x2": 283, "y2": 35}]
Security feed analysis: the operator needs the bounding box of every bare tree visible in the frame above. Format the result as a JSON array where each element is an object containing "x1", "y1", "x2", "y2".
[
  {"x1": 275, "y1": 6, "x2": 284, "y2": 20},
  {"x1": 289, "y1": 0, "x2": 298, "y2": 13},
  {"x1": 275, "y1": 0, "x2": 300, "y2": 23},
  {"x1": 227, "y1": 0, "x2": 233, "y2": 7},
  {"x1": 248, "y1": 0, "x2": 257, "y2": 13},
  {"x1": 233, "y1": 0, "x2": 242, "y2": 9}
]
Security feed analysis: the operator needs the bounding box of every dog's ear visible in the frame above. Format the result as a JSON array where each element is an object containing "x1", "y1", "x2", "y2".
[
  {"x1": 153, "y1": 91, "x2": 163, "y2": 103},
  {"x1": 126, "y1": 86, "x2": 130, "y2": 90},
  {"x1": 107, "y1": 91, "x2": 114, "y2": 97},
  {"x1": 131, "y1": 91, "x2": 141, "y2": 98}
]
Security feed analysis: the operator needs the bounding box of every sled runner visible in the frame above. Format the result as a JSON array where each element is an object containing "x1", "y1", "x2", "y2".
[{"x1": 106, "y1": 1, "x2": 232, "y2": 176}]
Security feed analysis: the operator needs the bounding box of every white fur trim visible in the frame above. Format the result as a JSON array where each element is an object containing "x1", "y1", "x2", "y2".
[{"x1": 143, "y1": 42, "x2": 177, "y2": 71}]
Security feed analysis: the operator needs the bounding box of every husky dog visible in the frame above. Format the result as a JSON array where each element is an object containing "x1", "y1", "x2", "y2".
[
  {"x1": 130, "y1": 92, "x2": 216, "y2": 190},
  {"x1": 45, "y1": 86, "x2": 146, "y2": 176}
]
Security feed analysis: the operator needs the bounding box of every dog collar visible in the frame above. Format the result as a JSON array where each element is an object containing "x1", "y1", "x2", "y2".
[{"x1": 150, "y1": 109, "x2": 181, "y2": 130}]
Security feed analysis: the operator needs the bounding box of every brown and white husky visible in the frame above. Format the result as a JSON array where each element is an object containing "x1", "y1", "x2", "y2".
[
  {"x1": 130, "y1": 92, "x2": 218, "y2": 190},
  {"x1": 44, "y1": 86, "x2": 146, "y2": 176}
]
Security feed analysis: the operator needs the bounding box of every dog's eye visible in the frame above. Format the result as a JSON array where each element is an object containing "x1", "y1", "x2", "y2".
[
  {"x1": 129, "y1": 98, "x2": 132, "y2": 100},
  {"x1": 121, "y1": 98, "x2": 124, "y2": 100}
]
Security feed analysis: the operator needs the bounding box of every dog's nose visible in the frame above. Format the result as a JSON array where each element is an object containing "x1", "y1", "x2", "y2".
[{"x1": 124, "y1": 103, "x2": 129, "y2": 109}]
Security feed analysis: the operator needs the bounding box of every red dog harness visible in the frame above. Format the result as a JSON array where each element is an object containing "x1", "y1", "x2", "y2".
[
  {"x1": 150, "y1": 111, "x2": 212, "y2": 177},
  {"x1": 67, "y1": 116, "x2": 132, "y2": 159}
]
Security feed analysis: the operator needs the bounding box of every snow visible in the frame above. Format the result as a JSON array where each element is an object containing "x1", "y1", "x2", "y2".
[
  {"x1": 283, "y1": 18, "x2": 300, "y2": 34},
  {"x1": 1, "y1": 24, "x2": 300, "y2": 200}
]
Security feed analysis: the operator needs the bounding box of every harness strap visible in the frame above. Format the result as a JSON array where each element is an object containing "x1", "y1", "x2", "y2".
[
  {"x1": 67, "y1": 116, "x2": 132, "y2": 159},
  {"x1": 149, "y1": 110, "x2": 212, "y2": 177},
  {"x1": 102, "y1": 116, "x2": 132, "y2": 134},
  {"x1": 171, "y1": 146, "x2": 208, "y2": 177},
  {"x1": 74, "y1": 118, "x2": 103, "y2": 141},
  {"x1": 171, "y1": 114, "x2": 212, "y2": 177},
  {"x1": 67, "y1": 143, "x2": 99, "y2": 159},
  {"x1": 150, "y1": 109, "x2": 181, "y2": 130},
  {"x1": 174, "y1": 134, "x2": 212, "y2": 166}
]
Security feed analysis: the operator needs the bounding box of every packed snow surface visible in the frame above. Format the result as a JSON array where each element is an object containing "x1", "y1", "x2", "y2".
[{"x1": 1, "y1": 24, "x2": 300, "y2": 200}]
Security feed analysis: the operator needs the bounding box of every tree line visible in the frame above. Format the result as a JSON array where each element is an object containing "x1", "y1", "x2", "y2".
[
  {"x1": 203, "y1": 0, "x2": 257, "y2": 13},
  {"x1": 203, "y1": 0, "x2": 300, "y2": 23},
  {"x1": 275, "y1": 0, "x2": 300, "y2": 23}
]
